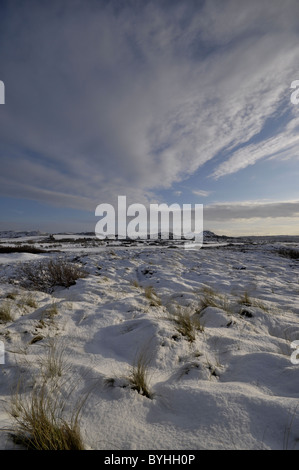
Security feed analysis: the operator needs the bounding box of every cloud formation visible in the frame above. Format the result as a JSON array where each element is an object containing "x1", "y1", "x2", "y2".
[
  {"x1": 204, "y1": 200, "x2": 299, "y2": 221},
  {"x1": 0, "y1": 0, "x2": 299, "y2": 217},
  {"x1": 192, "y1": 190, "x2": 211, "y2": 197}
]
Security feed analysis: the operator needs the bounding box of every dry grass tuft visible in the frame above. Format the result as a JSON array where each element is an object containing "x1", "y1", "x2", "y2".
[
  {"x1": 17, "y1": 293, "x2": 38, "y2": 311},
  {"x1": 198, "y1": 287, "x2": 233, "y2": 315},
  {"x1": 8, "y1": 338, "x2": 86, "y2": 450},
  {"x1": 172, "y1": 309, "x2": 204, "y2": 342},
  {"x1": 144, "y1": 286, "x2": 162, "y2": 307},
  {"x1": 238, "y1": 291, "x2": 270, "y2": 312},
  {"x1": 9, "y1": 383, "x2": 85, "y2": 450},
  {"x1": 5, "y1": 291, "x2": 18, "y2": 300},
  {"x1": 42, "y1": 302, "x2": 59, "y2": 321},
  {"x1": 128, "y1": 348, "x2": 154, "y2": 399},
  {"x1": 238, "y1": 291, "x2": 252, "y2": 307},
  {"x1": 40, "y1": 339, "x2": 68, "y2": 380},
  {"x1": 0, "y1": 301, "x2": 13, "y2": 323}
]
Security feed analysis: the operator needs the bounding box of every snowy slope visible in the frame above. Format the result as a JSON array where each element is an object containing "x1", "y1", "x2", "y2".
[{"x1": 0, "y1": 242, "x2": 299, "y2": 450}]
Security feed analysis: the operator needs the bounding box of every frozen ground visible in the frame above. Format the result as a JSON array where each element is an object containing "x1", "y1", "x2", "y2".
[{"x1": 0, "y1": 236, "x2": 299, "y2": 450}]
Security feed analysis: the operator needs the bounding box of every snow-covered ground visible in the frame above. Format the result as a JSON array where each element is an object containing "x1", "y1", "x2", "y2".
[{"x1": 1, "y1": 239, "x2": 299, "y2": 450}]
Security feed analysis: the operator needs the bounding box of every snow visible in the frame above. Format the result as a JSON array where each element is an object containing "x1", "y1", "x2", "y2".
[
  {"x1": 0, "y1": 253, "x2": 50, "y2": 265},
  {"x1": 1, "y1": 239, "x2": 299, "y2": 450}
]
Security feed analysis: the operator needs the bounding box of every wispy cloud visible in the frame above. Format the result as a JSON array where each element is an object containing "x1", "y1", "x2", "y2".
[
  {"x1": 192, "y1": 190, "x2": 211, "y2": 197},
  {"x1": 0, "y1": 0, "x2": 299, "y2": 217},
  {"x1": 211, "y1": 117, "x2": 299, "y2": 179},
  {"x1": 204, "y1": 199, "x2": 299, "y2": 221}
]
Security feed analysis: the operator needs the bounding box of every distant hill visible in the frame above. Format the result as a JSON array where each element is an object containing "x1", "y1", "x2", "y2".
[
  {"x1": 203, "y1": 230, "x2": 217, "y2": 238},
  {"x1": 0, "y1": 230, "x2": 48, "y2": 239},
  {"x1": 0, "y1": 229, "x2": 223, "y2": 241}
]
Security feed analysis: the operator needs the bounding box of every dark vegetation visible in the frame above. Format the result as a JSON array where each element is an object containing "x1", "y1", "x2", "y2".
[
  {"x1": 277, "y1": 247, "x2": 299, "y2": 260},
  {"x1": 0, "y1": 245, "x2": 57, "y2": 254},
  {"x1": 18, "y1": 258, "x2": 88, "y2": 293}
]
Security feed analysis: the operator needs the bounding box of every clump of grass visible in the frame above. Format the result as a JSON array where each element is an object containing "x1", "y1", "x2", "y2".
[
  {"x1": 8, "y1": 339, "x2": 87, "y2": 450},
  {"x1": 0, "y1": 301, "x2": 13, "y2": 323},
  {"x1": 201, "y1": 286, "x2": 217, "y2": 296},
  {"x1": 6, "y1": 291, "x2": 18, "y2": 300},
  {"x1": 198, "y1": 287, "x2": 233, "y2": 314},
  {"x1": 198, "y1": 295, "x2": 218, "y2": 311},
  {"x1": 238, "y1": 291, "x2": 270, "y2": 312},
  {"x1": 43, "y1": 302, "x2": 59, "y2": 320},
  {"x1": 41, "y1": 339, "x2": 68, "y2": 380},
  {"x1": 238, "y1": 291, "x2": 252, "y2": 307},
  {"x1": 144, "y1": 286, "x2": 161, "y2": 307},
  {"x1": 128, "y1": 348, "x2": 153, "y2": 399},
  {"x1": 16, "y1": 292, "x2": 38, "y2": 314},
  {"x1": 131, "y1": 280, "x2": 140, "y2": 288},
  {"x1": 35, "y1": 319, "x2": 46, "y2": 330},
  {"x1": 35, "y1": 302, "x2": 59, "y2": 331},
  {"x1": 172, "y1": 309, "x2": 204, "y2": 342},
  {"x1": 9, "y1": 383, "x2": 85, "y2": 450},
  {"x1": 24, "y1": 294, "x2": 38, "y2": 309}
]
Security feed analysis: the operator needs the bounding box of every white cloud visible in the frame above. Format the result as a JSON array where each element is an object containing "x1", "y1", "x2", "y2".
[
  {"x1": 204, "y1": 199, "x2": 299, "y2": 221},
  {"x1": 211, "y1": 116, "x2": 299, "y2": 179},
  {"x1": 0, "y1": 0, "x2": 299, "y2": 212},
  {"x1": 192, "y1": 189, "x2": 211, "y2": 197}
]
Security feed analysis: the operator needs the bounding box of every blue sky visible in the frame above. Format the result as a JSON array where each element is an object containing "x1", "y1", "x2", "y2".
[{"x1": 1, "y1": 0, "x2": 299, "y2": 236}]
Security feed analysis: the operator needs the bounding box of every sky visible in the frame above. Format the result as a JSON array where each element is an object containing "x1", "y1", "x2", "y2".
[{"x1": 1, "y1": 0, "x2": 299, "y2": 236}]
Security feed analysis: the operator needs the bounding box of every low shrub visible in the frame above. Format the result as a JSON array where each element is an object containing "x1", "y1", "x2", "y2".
[
  {"x1": 18, "y1": 258, "x2": 87, "y2": 293},
  {"x1": 278, "y1": 247, "x2": 299, "y2": 260},
  {"x1": 0, "y1": 245, "x2": 54, "y2": 254}
]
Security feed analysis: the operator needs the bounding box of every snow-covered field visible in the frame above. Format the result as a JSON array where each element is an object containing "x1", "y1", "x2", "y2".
[{"x1": 1, "y1": 236, "x2": 299, "y2": 450}]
